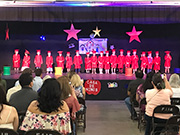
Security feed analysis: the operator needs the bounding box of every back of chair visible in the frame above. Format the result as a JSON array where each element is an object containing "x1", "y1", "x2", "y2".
[
  {"x1": 166, "y1": 115, "x2": 180, "y2": 125},
  {"x1": 140, "y1": 98, "x2": 146, "y2": 106},
  {"x1": 153, "y1": 105, "x2": 179, "y2": 117},
  {"x1": 0, "y1": 128, "x2": 18, "y2": 135},
  {"x1": 24, "y1": 129, "x2": 61, "y2": 135},
  {"x1": 77, "y1": 97, "x2": 86, "y2": 106},
  {"x1": 165, "y1": 115, "x2": 180, "y2": 135},
  {"x1": 171, "y1": 98, "x2": 180, "y2": 105}
]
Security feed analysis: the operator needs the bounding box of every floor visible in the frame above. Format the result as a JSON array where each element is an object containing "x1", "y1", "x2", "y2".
[{"x1": 77, "y1": 101, "x2": 144, "y2": 135}]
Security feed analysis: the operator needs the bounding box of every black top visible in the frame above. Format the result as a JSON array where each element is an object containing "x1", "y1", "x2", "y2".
[
  {"x1": 9, "y1": 87, "x2": 38, "y2": 113},
  {"x1": 127, "y1": 78, "x2": 145, "y2": 105}
]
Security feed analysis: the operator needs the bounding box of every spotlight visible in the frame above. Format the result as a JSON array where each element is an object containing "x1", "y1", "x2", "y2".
[{"x1": 40, "y1": 35, "x2": 46, "y2": 41}]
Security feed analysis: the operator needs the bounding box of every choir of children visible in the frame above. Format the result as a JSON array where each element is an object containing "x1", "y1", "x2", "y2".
[{"x1": 13, "y1": 49, "x2": 172, "y2": 74}]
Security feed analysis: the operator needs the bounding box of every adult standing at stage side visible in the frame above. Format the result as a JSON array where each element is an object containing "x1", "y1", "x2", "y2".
[{"x1": 124, "y1": 69, "x2": 144, "y2": 119}]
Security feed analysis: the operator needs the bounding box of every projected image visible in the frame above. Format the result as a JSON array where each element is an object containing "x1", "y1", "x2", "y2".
[{"x1": 79, "y1": 38, "x2": 107, "y2": 54}]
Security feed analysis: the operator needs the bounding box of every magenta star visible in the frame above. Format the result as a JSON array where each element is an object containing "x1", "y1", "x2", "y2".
[
  {"x1": 63, "y1": 24, "x2": 81, "y2": 41},
  {"x1": 126, "y1": 26, "x2": 143, "y2": 43}
]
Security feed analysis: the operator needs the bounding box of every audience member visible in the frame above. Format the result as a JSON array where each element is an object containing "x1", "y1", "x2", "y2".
[
  {"x1": 0, "y1": 69, "x2": 7, "y2": 92},
  {"x1": 67, "y1": 71, "x2": 76, "y2": 80},
  {"x1": 70, "y1": 74, "x2": 86, "y2": 99},
  {"x1": 57, "y1": 76, "x2": 80, "y2": 119},
  {"x1": 6, "y1": 68, "x2": 33, "y2": 102},
  {"x1": 169, "y1": 73, "x2": 180, "y2": 97},
  {"x1": 145, "y1": 73, "x2": 173, "y2": 135},
  {"x1": 20, "y1": 79, "x2": 71, "y2": 135},
  {"x1": 32, "y1": 68, "x2": 43, "y2": 92},
  {"x1": 42, "y1": 75, "x2": 51, "y2": 82},
  {"x1": 125, "y1": 69, "x2": 144, "y2": 118},
  {"x1": 136, "y1": 71, "x2": 154, "y2": 111},
  {"x1": 9, "y1": 73, "x2": 38, "y2": 113},
  {"x1": 0, "y1": 85, "x2": 19, "y2": 131}
]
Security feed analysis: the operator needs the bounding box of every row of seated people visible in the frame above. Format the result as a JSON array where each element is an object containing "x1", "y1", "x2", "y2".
[
  {"x1": 125, "y1": 69, "x2": 180, "y2": 135},
  {"x1": 0, "y1": 68, "x2": 86, "y2": 135}
]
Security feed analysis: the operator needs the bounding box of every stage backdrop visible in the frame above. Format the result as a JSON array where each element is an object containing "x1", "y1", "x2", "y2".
[{"x1": 0, "y1": 22, "x2": 180, "y2": 73}]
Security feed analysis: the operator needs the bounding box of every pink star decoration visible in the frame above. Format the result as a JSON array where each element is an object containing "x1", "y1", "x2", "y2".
[
  {"x1": 126, "y1": 26, "x2": 143, "y2": 43},
  {"x1": 63, "y1": 24, "x2": 81, "y2": 41}
]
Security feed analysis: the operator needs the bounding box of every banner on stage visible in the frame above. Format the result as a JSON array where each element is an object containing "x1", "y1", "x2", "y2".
[
  {"x1": 79, "y1": 38, "x2": 107, "y2": 54},
  {"x1": 84, "y1": 79, "x2": 101, "y2": 95}
]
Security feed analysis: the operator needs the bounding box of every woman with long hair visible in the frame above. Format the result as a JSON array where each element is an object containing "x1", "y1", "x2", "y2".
[
  {"x1": 20, "y1": 79, "x2": 71, "y2": 135},
  {"x1": 0, "y1": 85, "x2": 19, "y2": 131}
]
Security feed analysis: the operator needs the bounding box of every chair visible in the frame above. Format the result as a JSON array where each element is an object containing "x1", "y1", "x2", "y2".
[
  {"x1": 0, "y1": 128, "x2": 19, "y2": 135},
  {"x1": 76, "y1": 97, "x2": 86, "y2": 132},
  {"x1": 151, "y1": 105, "x2": 179, "y2": 135},
  {"x1": 171, "y1": 98, "x2": 180, "y2": 105},
  {"x1": 24, "y1": 129, "x2": 61, "y2": 135},
  {"x1": 137, "y1": 98, "x2": 147, "y2": 131},
  {"x1": 164, "y1": 115, "x2": 180, "y2": 135},
  {"x1": 18, "y1": 111, "x2": 26, "y2": 128},
  {"x1": 131, "y1": 100, "x2": 139, "y2": 121}
]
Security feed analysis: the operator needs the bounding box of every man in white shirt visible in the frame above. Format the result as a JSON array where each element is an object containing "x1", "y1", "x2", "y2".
[{"x1": 32, "y1": 69, "x2": 43, "y2": 92}]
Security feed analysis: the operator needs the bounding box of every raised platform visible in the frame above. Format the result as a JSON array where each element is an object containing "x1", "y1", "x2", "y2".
[{"x1": 3, "y1": 73, "x2": 162, "y2": 100}]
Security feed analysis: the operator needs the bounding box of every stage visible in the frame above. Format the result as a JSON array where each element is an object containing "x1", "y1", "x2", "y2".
[{"x1": 3, "y1": 72, "x2": 142, "y2": 100}]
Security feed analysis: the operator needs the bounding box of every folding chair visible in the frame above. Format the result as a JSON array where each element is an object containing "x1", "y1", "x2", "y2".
[
  {"x1": 76, "y1": 97, "x2": 86, "y2": 132},
  {"x1": 164, "y1": 115, "x2": 180, "y2": 135},
  {"x1": 0, "y1": 128, "x2": 18, "y2": 135},
  {"x1": 131, "y1": 100, "x2": 139, "y2": 121},
  {"x1": 24, "y1": 129, "x2": 61, "y2": 135},
  {"x1": 151, "y1": 105, "x2": 179, "y2": 135},
  {"x1": 18, "y1": 111, "x2": 26, "y2": 128},
  {"x1": 138, "y1": 98, "x2": 147, "y2": 131}
]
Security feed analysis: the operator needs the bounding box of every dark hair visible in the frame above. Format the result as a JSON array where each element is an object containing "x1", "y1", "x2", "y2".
[
  {"x1": 0, "y1": 84, "x2": 8, "y2": 115},
  {"x1": 37, "y1": 78, "x2": 63, "y2": 113},
  {"x1": 19, "y1": 73, "x2": 33, "y2": 87},
  {"x1": 35, "y1": 69, "x2": 42, "y2": 76},
  {"x1": 56, "y1": 76, "x2": 72, "y2": 100},
  {"x1": 0, "y1": 69, "x2": 2, "y2": 74},
  {"x1": 67, "y1": 71, "x2": 76, "y2": 80},
  {"x1": 22, "y1": 68, "x2": 32, "y2": 75},
  {"x1": 142, "y1": 71, "x2": 154, "y2": 92},
  {"x1": 152, "y1": 73, "x2": 165, "y2": 90},
  {"x1": 135, "y1": 69, "x2": 144, "y2": 79}
]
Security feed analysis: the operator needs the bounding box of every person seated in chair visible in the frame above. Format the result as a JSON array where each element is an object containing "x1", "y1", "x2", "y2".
[
  {"x1": 9, "y1": 73, "x2": 38, "y2": 113},
  {"x1": 20, "y1": 79, "x2": 71, "y2": 135},
  {"x1": 0, "y1": 85, "x2": 19, "y2": 131},
  {"x1": 145, "y1": 73, "x2": 173, "y2": 135},
  {"x1": 124, "y1": 69, "x2": 144, "y2": 119}
]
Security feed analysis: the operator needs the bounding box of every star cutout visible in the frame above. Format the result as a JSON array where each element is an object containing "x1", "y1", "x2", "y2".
[
  {"x1": 64, "y1": 24, "x2": 81, "y2": 41},
  {"x1": 126, "y1": 26, "x2": 142, "y2": 43},
  {"x1": 93, "y1": 26, "x2": 101, "y2": 37}
]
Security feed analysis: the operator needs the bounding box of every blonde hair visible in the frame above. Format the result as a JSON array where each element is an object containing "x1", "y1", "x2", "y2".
[
  {"x1": 169, "y1": 74, "x2": 180, "y2": 88},
  {"x1": 42, "y1": 75, "x2": 51, "y2": 82},
  {"x1": 56, "y1": 76, "x2": 72, "y2": 100},
  {"x1": 70, "y1": 74, "x2": 82, "y2": 88}
]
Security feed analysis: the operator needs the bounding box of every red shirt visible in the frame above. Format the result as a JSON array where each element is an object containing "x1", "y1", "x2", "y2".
[
  {"x1": 85, "y1": 57, "x2": 91, "y2": 70},
  {"x1": 56, "y1": 56, "x2": 64, "y2": 69},
  {"x1": 117, "y1": 55, "x2": 125, "y2": 69},
  {"x1": 73, "y1": 55, "x2": 83, "y2": 69},
  {"x1": 34, "y1": 55, "x2": 43, "y2": 68},
  {"x1": 65, "y1": 56, "x2": 73, "y2": 69},
  {"x1": 13, "y1": 54, "x2": 20, "y2": 68},
  {"x1": 46, "y1": 56, "x2": 53, "y2": 68},
  {"x1": 98, "y1": 56, "x2": 104, "y2": 69},
  {"x1": 22, "y1": 55, "x2": 30, "y2": 67}
]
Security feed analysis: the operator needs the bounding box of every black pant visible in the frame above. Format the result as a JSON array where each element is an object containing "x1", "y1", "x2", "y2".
[{"x1": 145, "y1": 114, "x2": 167, "y2": 135}]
